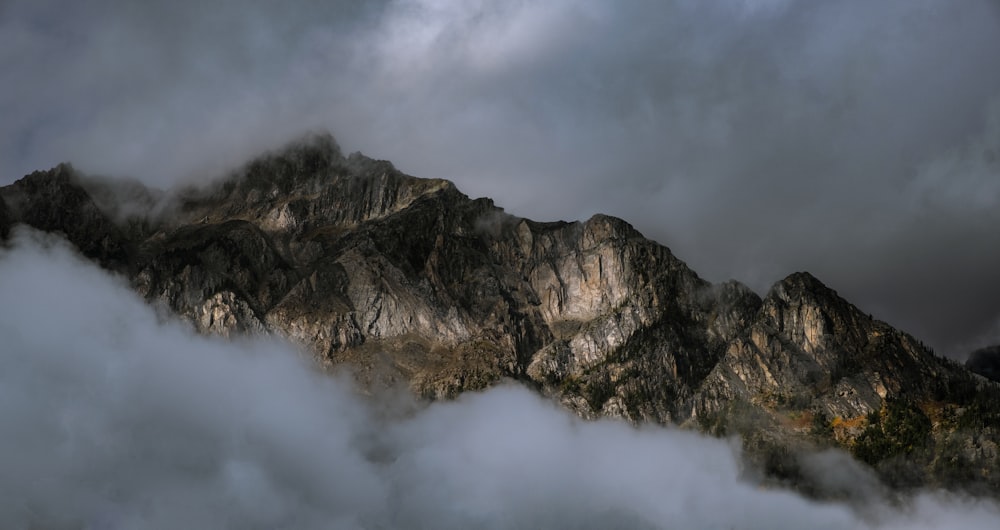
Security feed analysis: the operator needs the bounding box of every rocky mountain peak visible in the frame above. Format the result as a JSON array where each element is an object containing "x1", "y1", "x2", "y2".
[
  {"x1": 770, "y1": 271, "x2": 836, "y2": 300},
  {"x1": 6, "y1": 162, "x2": 79, "y2": 199},
  {"x1": 0, "y1": 163, "x2": 129, "y2": 267},
  {"x1": 169, "y1": 134, "x2": 456, "y2": 234},
  {"x1": 2, "y1": 133, "x2": 998, "y2": 493},
  {"x1": 759, "y1": 271, "x2": 863, "y2": 352}
]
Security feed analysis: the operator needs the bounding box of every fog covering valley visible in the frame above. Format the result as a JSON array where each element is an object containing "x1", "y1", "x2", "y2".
[{"x1": 0, "y1": 229, "x2": 997, "y2": 528}]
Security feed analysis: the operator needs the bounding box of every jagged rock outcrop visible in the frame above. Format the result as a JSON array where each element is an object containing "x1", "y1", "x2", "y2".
[
  {"x1": 0, "y1": 163, "x2": 129, "y2": 268},
  {"x1": 3, "y1": 132, "x2": 999, "y2": 493}
]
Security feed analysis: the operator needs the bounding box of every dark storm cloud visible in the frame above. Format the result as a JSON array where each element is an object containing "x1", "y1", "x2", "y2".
[
  {"x1": 2, "y1": 0, "x2": 999, "y2": 357},
  {"x1": 3, "y1": 229, "x2": 1000, "y2": 529}
]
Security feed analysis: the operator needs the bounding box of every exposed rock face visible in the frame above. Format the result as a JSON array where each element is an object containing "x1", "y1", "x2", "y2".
[
  {"x1": 3, "y1": 132, "x2": 999, "y2": 493},
  {"x1": 0, "y1": 163, "x2": 129, "y2": 268}
]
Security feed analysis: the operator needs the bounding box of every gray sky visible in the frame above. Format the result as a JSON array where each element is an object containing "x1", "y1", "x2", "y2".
[
  {"x1": 2, "y1": 228, "x2": 998, "y2": 528},
  {"x1": 2, "y1": 0, "x2": 999, "y2": 358}
]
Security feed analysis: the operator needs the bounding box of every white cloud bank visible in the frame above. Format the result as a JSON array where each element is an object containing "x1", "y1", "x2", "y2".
[{"x1": 1, "y1": 229, "x2": 999, "y2": 529}]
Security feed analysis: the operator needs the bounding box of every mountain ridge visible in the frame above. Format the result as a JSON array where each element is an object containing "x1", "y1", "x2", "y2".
[{"x1": 2, "y1": 132, "x2": 998, "y2": 494}]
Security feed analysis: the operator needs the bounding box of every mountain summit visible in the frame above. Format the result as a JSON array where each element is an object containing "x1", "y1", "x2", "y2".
[{"x1": 2, "y1": 133, "x2": 998, "y2": 493}]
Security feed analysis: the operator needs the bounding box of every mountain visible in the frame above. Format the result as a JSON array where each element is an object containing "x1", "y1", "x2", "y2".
[{"x1": 2, "y1": 133, "x2": 999, "y2": 494}]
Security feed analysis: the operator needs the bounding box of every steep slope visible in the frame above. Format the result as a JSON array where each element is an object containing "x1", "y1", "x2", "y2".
[
  {"x1": 2, "y1": 132, "x2": 998, "y2": 493},
  {"x1": 693, "y1": 273, "x2": 999, "y2": 489}
]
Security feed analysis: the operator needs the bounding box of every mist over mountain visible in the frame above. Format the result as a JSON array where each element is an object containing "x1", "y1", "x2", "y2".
[
  {"x1": 4, "y1": 3, "x2": 1000, "y2": 525},
  {"x1": 2, "y1": 134, "x2": 1000, "y2": 530},
  {"x1": 5, "y1": 231, "x2": 1000, "y2": 529},
  {"x1": 968, "y1": 346, "x2": 1000, "y2": 383}
]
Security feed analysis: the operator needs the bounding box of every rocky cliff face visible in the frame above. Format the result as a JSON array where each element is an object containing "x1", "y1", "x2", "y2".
[{"x1": 3, "y1": 133, "x2": 999, "y2": 493}]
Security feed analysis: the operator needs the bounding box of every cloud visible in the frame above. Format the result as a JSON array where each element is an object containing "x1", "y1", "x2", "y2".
[
  {"x1": 0, "y1": 229, "x2": 387, "y2": 528},
  {"x1": 2, "y1": 0, "x2": 1000, "y2": 357},
  {"x1": 2, "y1": 228, "x2": 1000, "y2": 528}
]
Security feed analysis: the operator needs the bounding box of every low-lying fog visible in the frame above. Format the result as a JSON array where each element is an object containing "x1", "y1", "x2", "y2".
[{"x1": 1, "y1": 228, "x2": 997, "y2": 529}]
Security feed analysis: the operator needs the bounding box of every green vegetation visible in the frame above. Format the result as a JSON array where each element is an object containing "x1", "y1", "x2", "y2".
[
  {"x1": 810, "y1": 410, "x2": 833, "y2": 438},
  {"x1": 558, "y1": 374, "x2": 581, "y2": 394},
  {"x1": 956, "y1": 385, "x2": 1000, "y2": 431},
  {"x1": 583, "y1": 371, "x2": 616, "y2": 411},
  {"x1": 852, "y1": 398, "x2": 932, "y2": 466}
]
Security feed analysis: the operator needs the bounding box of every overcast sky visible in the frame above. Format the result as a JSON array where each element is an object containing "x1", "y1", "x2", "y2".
[{"x1": 2, "y1": 0, "x2": 999, "y2": 358}]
